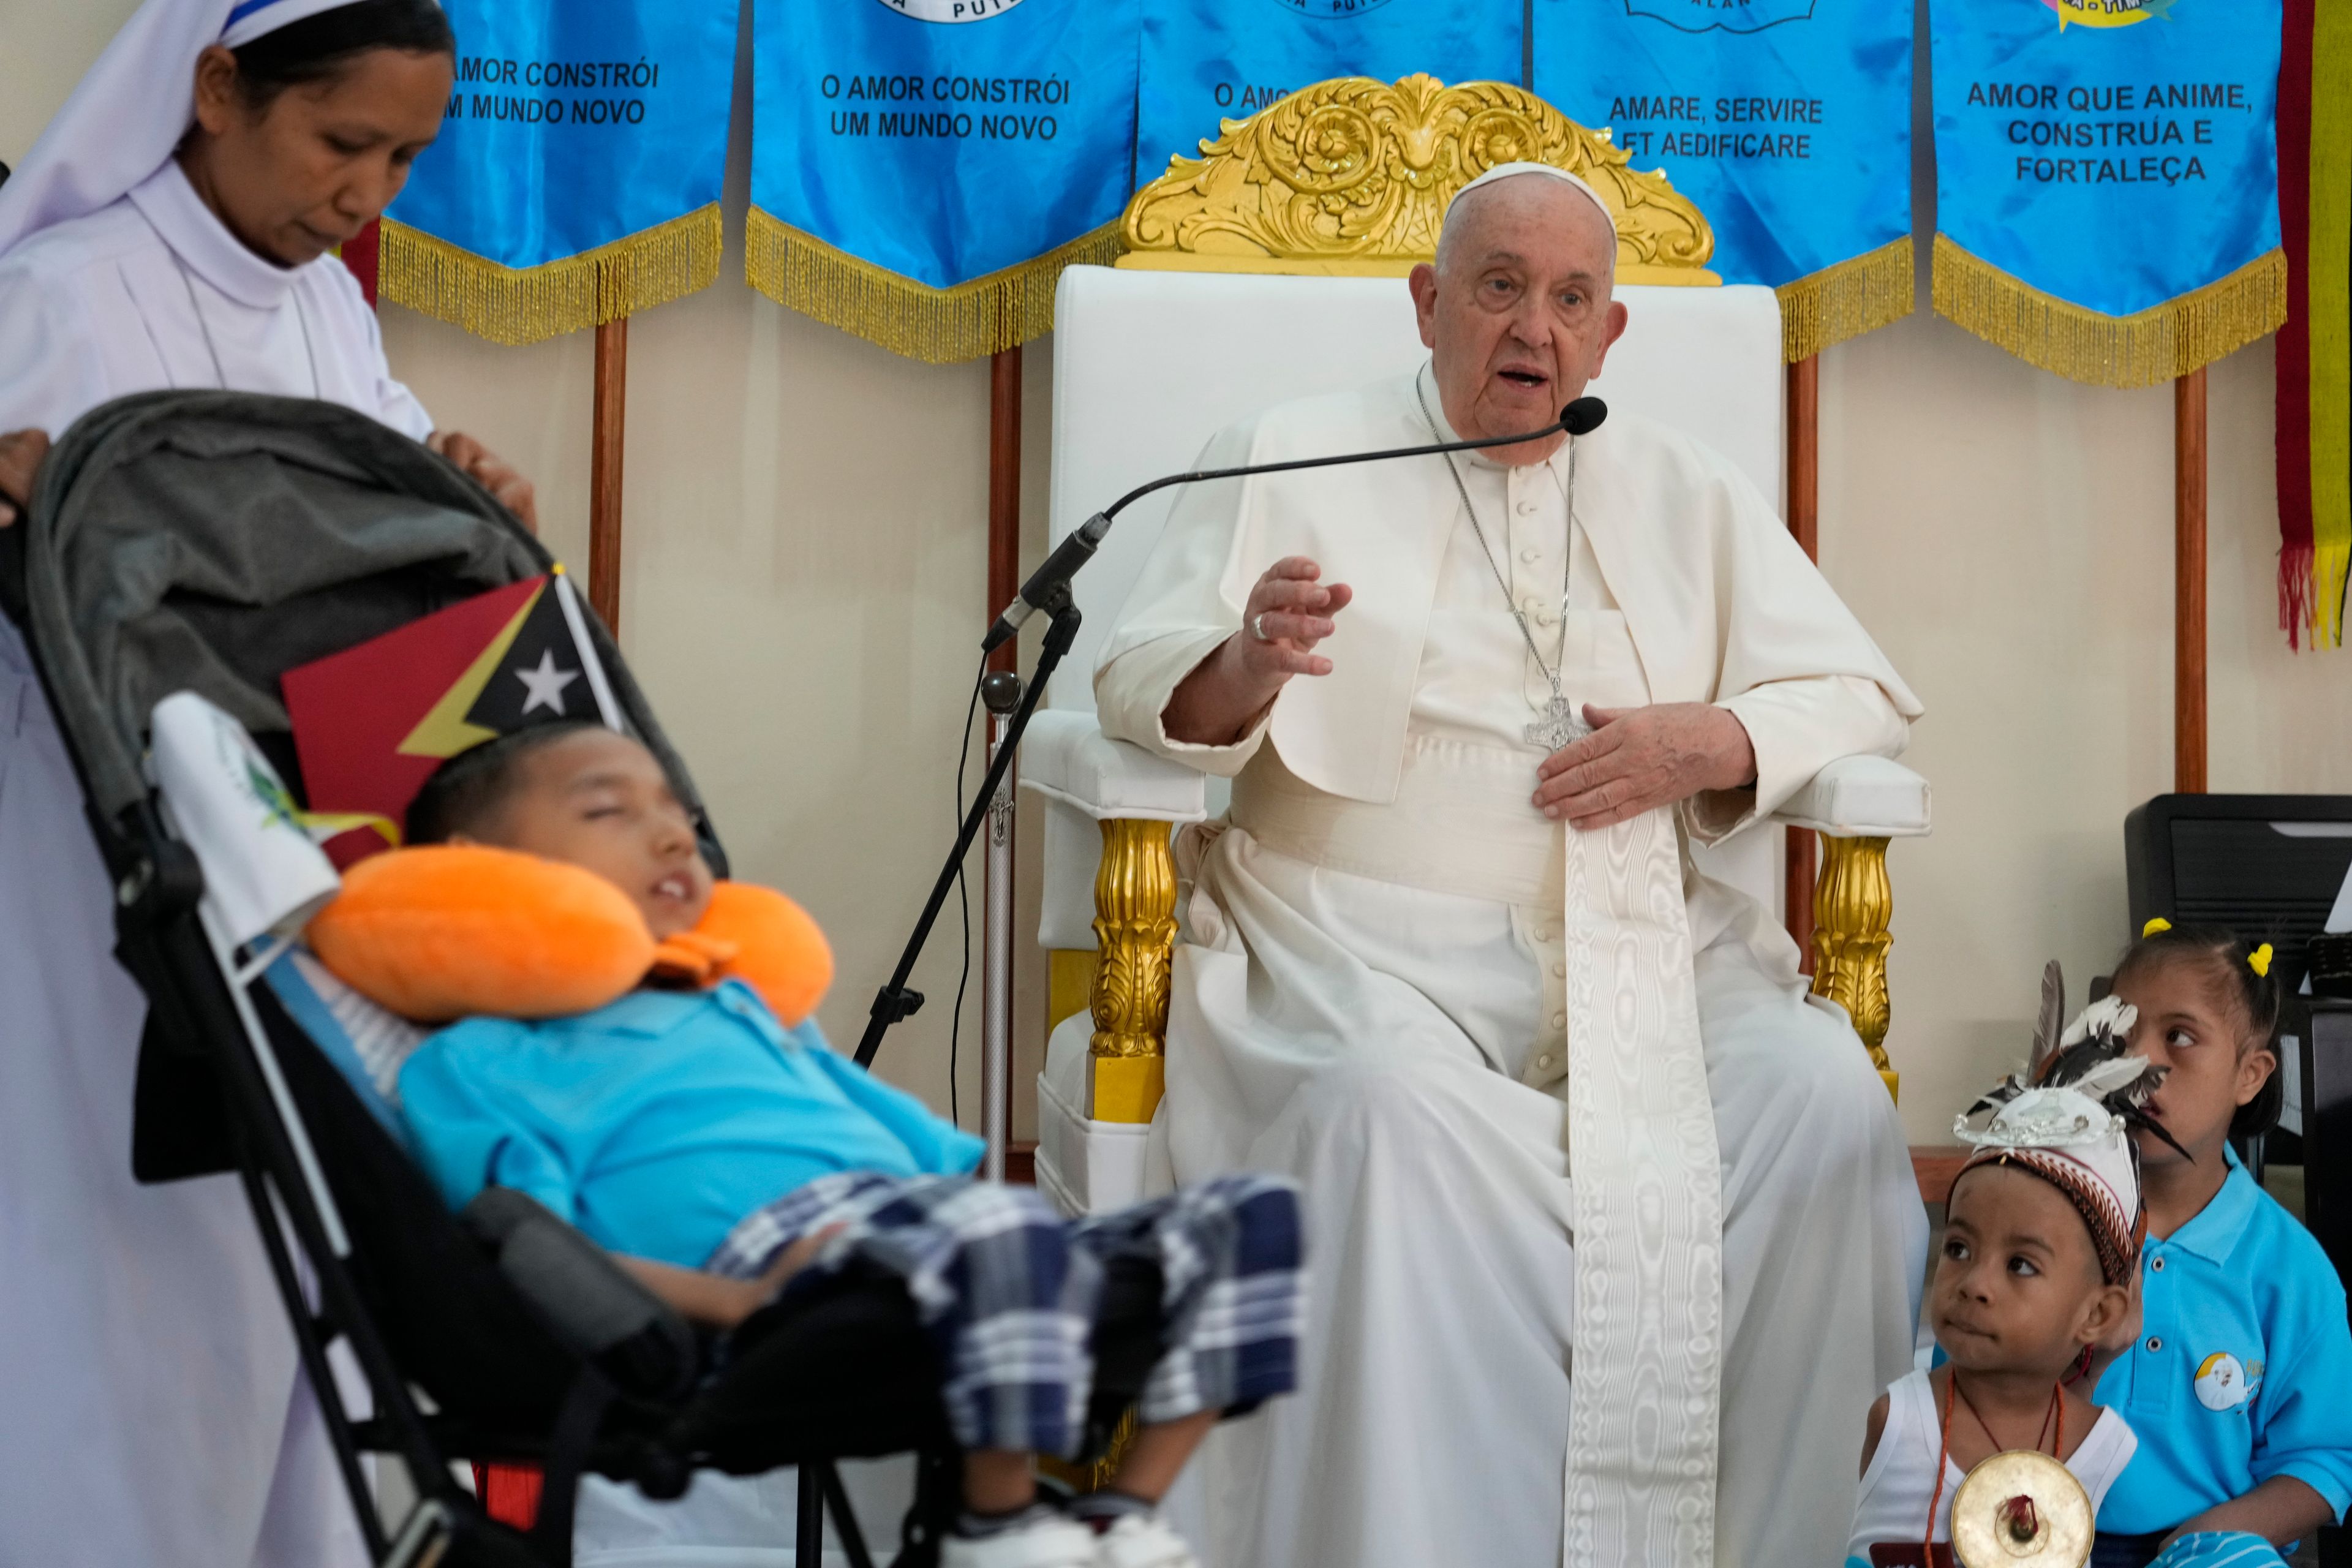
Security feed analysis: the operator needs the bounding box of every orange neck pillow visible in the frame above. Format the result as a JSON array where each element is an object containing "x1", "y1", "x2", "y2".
[{"x1": 306, "y1": 844, "x2": 833, "y2": 1027}]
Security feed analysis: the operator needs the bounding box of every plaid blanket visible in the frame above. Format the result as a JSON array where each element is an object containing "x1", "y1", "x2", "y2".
[{"x1": 708, "y1": 1171, "x2": 1303, "y2": 1457}]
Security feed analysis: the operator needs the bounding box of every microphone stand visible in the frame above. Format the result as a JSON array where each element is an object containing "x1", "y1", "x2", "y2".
[
  {"x1": 854, "y1": 400, "x2": 1594, "y2": 1074},
  {"x1": 853, "y1": 587, "x2": 1079, "y2": 1068}
]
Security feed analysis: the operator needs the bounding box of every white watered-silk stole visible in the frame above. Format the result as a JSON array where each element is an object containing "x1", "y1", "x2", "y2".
[{"x1": 1561, "y1": 807, "x2": 1726, "y2": 1567}]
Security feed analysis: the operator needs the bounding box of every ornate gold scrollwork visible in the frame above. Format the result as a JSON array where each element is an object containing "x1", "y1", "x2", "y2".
[
  {"x1": 1120, "y1": 74, "x2": 1719, "y2": 284},
  {"x1": 1088, "y1": 818, "x2": 1177, "y2": 1123},
  {"x1": 1808, "y1": 833, "x2": 1899, "y2": 1100}
]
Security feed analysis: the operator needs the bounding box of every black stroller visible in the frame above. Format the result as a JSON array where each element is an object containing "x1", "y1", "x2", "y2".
[{"x1": 1, "y1": 391, "x2": 1152, "y2": 1568}]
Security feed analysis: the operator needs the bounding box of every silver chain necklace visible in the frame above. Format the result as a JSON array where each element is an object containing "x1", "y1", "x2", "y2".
[{"x1": 1415, "y1": 372, "x2": 1589, "y2": 751}]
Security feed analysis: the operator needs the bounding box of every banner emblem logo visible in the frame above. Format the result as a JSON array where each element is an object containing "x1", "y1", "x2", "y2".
[
  {"x1": 1623, "y1": 0, "x2": 1815, "y2": 34},
  {"x1": 2193, "y1": 1352, "x2": 2251, "y2": 1411},
  {"x1": 2043, "y1": 0, "x2": 2176, "y2": 28},
  {"x1": 870, "y1": 0, "x2": 1024, "y2": 22},
  {"x1": 1261, "y1": 0, "x2": 1400, "y2": 17}
]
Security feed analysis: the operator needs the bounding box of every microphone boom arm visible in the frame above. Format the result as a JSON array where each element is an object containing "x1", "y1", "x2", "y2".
[
  {"x1": 1100, "y1": 409, "x2": 1577, "y2": 526},
  {"x1": 981, "y1": 401, "x2": 1598, "y2": 652}
]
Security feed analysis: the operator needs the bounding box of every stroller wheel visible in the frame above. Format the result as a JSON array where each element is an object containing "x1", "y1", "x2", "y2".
[{"x1": 634, "y1": 1447, "x2": 693, "y2": 1502}]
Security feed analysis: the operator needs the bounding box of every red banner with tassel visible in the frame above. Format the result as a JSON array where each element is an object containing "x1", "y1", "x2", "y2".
[{"x1": 338, "y1": 217, "x2": 382, "y2": 311}]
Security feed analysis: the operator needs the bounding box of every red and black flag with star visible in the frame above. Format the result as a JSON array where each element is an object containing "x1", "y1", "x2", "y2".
[{"x1": 281, "y1": 571, "x2": 614, "y2": 867}]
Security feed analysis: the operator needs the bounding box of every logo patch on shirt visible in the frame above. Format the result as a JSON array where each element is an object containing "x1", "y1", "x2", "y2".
[{"x1": 2193, "y1": 1351, "x2": 2251, "y2": 1411}]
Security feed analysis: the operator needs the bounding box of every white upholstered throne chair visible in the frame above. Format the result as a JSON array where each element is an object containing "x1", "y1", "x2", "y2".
[{"x1": 1023, "y1": 78, "x2": 1931, "y2": 1218}]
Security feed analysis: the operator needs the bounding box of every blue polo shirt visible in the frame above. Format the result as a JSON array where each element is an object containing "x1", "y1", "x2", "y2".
[
  {"x1": 399, "y1": 980, "x2": 985, "y2": 1268},
  {"x1": 2093, "y1": 1150, "x2": 2352, "y2": 1534}
]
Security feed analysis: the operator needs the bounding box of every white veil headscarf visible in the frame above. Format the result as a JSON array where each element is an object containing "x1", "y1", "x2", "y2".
[{"x1": 0, "y1": 0, "x2": 375, "y2": 259}]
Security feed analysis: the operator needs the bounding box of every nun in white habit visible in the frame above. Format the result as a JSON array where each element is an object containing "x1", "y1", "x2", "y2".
[{"x1": 0, "y1": 4, "x2": 530, "y2": 1562}]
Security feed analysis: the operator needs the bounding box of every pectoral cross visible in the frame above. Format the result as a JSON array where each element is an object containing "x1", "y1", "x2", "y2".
[{"x1": 1525, "y1": 693, "x2": 1589, "y2": 752}]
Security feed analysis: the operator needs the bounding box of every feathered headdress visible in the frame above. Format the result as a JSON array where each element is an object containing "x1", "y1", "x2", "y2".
[{"x1": 1952, "y1": 972, "x2": 2185, "y2": 1286}]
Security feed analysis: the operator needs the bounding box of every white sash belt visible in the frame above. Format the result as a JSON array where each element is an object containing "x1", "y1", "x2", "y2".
[
  {"x1": 1229, "y1": 734, "x2": 1564, "y2": 909},
  {"x1": 1562, "y1": 810, "x2": 1725, "y2": 1566},
  {"x1": 1232, "y1": 736, "x2": 1727, "y2": 1565}
]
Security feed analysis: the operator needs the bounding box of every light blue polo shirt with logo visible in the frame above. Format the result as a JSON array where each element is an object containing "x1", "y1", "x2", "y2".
[{"x1": 2094, "y1": 1149, "x2": 2352, "y2": 1534}]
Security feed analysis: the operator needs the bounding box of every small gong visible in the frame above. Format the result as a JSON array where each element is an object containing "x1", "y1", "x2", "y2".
[{"x1": 1948, "y1": 1451, "x2": 2093, "y2": 1568}]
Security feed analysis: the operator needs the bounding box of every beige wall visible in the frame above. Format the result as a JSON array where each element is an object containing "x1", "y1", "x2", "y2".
[
  {"x1": 8, "y1": 3, "x2": 2346, "y2": 1144},
  {"x1": 1826, "y1": 314, "x2": 2347, "y2": 1138}
]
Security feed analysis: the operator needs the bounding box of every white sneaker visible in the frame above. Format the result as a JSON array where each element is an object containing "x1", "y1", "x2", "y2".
[
  {"x1": 1091, "y1": 1513, "x2": 1199, "y2": 1568},
  {"x1": 940, "y1": 1513, "x2": 1101, "y2": 1568}
]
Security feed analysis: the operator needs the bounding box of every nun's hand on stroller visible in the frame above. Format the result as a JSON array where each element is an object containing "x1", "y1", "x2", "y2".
[
  {"x1": 0, "y1": 428, "x2": 50, "y2": 527},
  {"x1": 427, "y1": 430, "x2": 539, "y2": 533}
]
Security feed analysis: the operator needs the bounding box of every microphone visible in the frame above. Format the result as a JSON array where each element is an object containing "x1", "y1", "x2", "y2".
[
  {"x1": 983, "y1": 510, "x2": 1112, "y2": 652},
  {"x1": 981, "y1": 396, "x2": 1607, "y2": 651}
]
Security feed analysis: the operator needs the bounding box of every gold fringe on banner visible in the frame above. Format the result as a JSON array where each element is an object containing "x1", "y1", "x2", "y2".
[
  {"x1": 744, "y1": 207, "x2": 1120, "y2": 364},
  {"x1": 378, "y1": 204, "x2": 723, "y2": 347},
  {"x1": 1775, "y1": 236, "x2": 1915, "y2": 363},
  {"x1": 1931, "y1": 235, "x2": 2288, "y2": 390}
]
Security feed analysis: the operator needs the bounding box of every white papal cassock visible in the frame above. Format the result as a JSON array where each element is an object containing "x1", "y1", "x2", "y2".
[
  {"x1": 1096, "y1": 368, "x2": 1932, "y2": 1568},
  {"x1": 0, "y1": 154, "x2": 428, "y2": 1567}
]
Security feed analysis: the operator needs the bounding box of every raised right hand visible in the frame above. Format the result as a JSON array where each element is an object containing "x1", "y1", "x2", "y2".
[
  {"x1": 1163, "y1": 556, "x2": 1354, "y2": 745},
  {"x1": 1235, "y1": 556, "x2": 1354, "y2": 684},
  {"x1": 0, "y1": 428, "x2": 51, "y2": 527}
]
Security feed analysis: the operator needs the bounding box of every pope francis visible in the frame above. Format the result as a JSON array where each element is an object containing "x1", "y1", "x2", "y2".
[{"x1": 1093, "y1": 164, "x2": 1931, "y2": 1567}]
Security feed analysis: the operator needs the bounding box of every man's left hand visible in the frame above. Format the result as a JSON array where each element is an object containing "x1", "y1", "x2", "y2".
[
  {"x1": 428, "y1": 431, "x2": 539, "y2": 533},
  {"x1": 1532, "y1": 703, "x2": 1756, "y2": 829}
]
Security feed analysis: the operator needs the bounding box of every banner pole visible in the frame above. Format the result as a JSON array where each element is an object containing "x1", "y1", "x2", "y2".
[
  {"x1": 983, "y1": 346, "x2": 1023, "y2": 1160},
  {"x1": 590, "y1": 317, "x2": 629, "y2": 634},
  {"x1": 1784, "y1": 353, "x2": 1820, "y2": 972},
  {"x1": 2175, "y1": 366, "x2": 2209, "y2": 793},
  {"x1": 988, "y1": 349, "x2": 1023, "y2": 674}
]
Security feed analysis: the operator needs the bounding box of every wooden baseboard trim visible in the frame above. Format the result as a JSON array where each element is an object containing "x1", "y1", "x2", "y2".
[{"x1": 1912, "y1": 1145, "x2": 1968, "y2": 1207}]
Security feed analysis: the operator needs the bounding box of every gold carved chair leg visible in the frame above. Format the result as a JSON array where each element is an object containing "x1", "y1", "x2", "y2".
[
  {"x1": 1088, "y1": 817, "x2": 1176, "y2": 1124},
  {"x1": 1036, "y1": 1408, "x2": 1140, "y2": 1496},
  {"x1": 1038, "y1": 818, "x2": 1176, "y2": 1494},
  {"x1": 1807, "y1": 832, "x2": 1899, "y2": 1102}
]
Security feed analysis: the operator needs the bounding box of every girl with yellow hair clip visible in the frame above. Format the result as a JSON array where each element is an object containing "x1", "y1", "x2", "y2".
[{"x1": 2087, "y1": 922, "x2": 2352, "y2": 1566}]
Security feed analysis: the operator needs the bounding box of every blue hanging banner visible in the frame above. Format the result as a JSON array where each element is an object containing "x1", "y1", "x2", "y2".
[
  {"x1": 1137, "y1": 2, "x2": 1523, "y2": 179},
  {"x1": 1930, "y1": 0, "x2": 2285, "y2": 387},
  {"x1": 747, "y1": 0, "x2": 1140, "y2": 364},
  {"x1": 381, "y1": 0, "x2": 737, "y2": 345},
  {"x1": 1534, "y1": 0, "x2": 1915, "y2": 361}
]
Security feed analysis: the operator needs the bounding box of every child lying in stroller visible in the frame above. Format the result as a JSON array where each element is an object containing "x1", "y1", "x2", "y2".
[{"x1": 383, "y1": 722, "x2": 1305, "y2": 1568}]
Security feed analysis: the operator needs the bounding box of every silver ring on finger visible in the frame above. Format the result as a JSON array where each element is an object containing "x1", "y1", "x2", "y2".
[{"x1": 1250, "y1": 612, "x2": 1272, "y2": 642}]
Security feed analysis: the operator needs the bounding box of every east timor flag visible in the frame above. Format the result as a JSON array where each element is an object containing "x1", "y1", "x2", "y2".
[{"x1": 281, "y1": 572, "x2": 614, "y2": 864}]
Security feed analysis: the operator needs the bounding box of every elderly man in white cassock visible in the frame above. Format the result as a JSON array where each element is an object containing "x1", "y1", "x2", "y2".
[{"x1": 1093, "y1": 164, "x2": 1931, "y2": 1567}]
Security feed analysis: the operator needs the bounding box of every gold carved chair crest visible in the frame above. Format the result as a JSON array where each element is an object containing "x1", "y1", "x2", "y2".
[{"x1": 1119, "y1": 74, "x2": 1719, "y2": 283}]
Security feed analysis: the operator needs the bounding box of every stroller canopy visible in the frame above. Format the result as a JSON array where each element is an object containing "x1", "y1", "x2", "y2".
[{"x1": 7, "y1": 390, "x2": 714, "y2": 857}]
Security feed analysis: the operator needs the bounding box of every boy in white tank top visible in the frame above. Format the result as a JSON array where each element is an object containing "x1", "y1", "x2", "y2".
[{"x1": 1846, "y1": 997, "x2": 2165, "y2": 1567}]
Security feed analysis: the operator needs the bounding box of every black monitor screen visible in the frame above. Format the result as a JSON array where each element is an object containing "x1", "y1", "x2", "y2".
[{"x1": 2127, "y1": 795, "x2": 2352, "y2": 999}]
